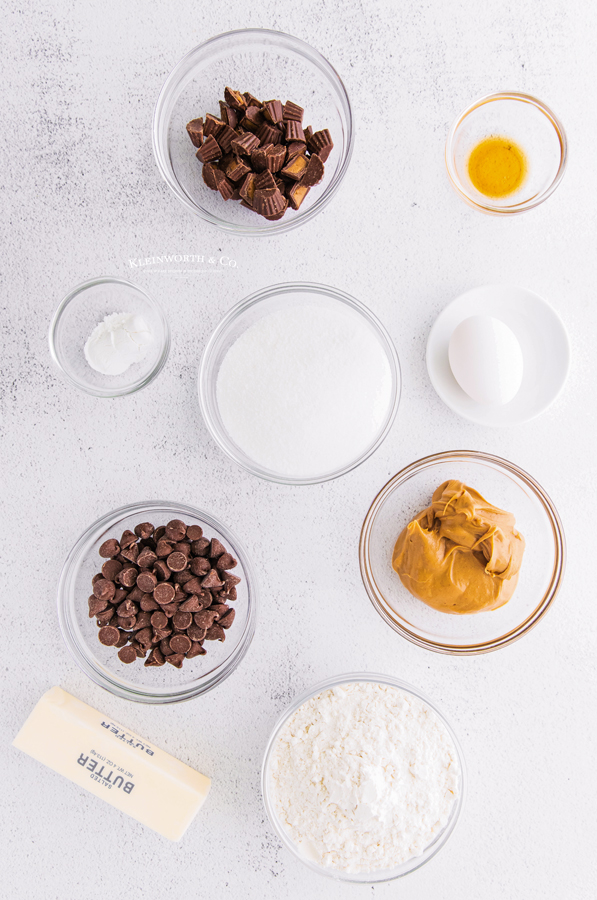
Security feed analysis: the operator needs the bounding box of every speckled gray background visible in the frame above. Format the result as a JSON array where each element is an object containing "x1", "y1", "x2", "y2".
[{"x1": 1, "y1": 1, "x2": 596, "y2": 897}]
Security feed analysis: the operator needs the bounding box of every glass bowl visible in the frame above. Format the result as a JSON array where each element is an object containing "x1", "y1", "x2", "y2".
[
  {"x1": 445, "y1": 92, "x2": 567, "y2": 215},
  {"x1": 48, "y1": 277, "x2": 170, "y2": 397},
  {"x1": 198, "y1": 282, "x2": 401, "y2": 485},
  {"x1": 261, "y1": 672, "x2": 466, "y2": 883},
  {"x1": 57, "y1": 501, "x2": 257, "y2": 703},
  {"x1": 359, "y1": 451, "x2": 565, "y2": 655},
  {"x1": 152, "y1": 28, "x2": 353, "y2": 235}
]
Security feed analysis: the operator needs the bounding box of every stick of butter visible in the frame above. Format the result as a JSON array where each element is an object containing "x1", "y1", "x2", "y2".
[{"x1": 13, "y1": 686, "x2": 211, "y2": 841}]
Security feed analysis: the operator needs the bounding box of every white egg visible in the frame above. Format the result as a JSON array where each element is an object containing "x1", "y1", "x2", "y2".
[{"x1": 448, "y1": 315, "x2": 524, "y2": 405}]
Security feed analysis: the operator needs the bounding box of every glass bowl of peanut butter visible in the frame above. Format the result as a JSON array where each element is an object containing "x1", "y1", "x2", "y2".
[{"x1": 359, "y1": 451, "x2": 565, "y2": 654}]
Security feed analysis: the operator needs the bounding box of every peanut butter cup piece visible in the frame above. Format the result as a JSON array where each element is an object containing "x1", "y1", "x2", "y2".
[
  {"x1": 285, "y1": 120, "x2": 305, "y2": 142},
  {"x1": 186, "y1": 118, "x2": 204, "y2": 147},
  {"x1": 224, "y1": 87, "x2": 247, "y2": 111},
  {"x1": 302, "y1": 153, "x2": 325, "y2": 187},
  {"x1": 226, "y1": 156, "x2": 251, "y2": 182},
  {"x1": 257, "y1": 122, "x2": 282, "y2": 146},
  {"x1": 287, "y1": 182, "x2": 310, "y2": 210},
  {"x1": 307, "y1": 128, "x2": 333, "y2": 162},
  {"x1": 241, "y1": 106, "x2": 264, "y2": 133},
  {"x1": 265, "y1": 144, "x2": 286, "y2": 173},
  {"x1": 196, "y1": 134, "x2": 221, "y2": 164},
  {"x1": 218, "y1": 124, "x2": 238, "y2": 154},
  {"x1": 219, "y1": 102, "x2": 238, "y2": 128},
  {"x1": 281, "y1": 153, "x2": 308, "y2": 181},
  {"x1": 263, "y1": 99, "x2": 283, "y2": 124},
  {"x1": 203, "y1": 113, "x2": 225, "y2": 138},
  {"x1": 202, "y1": 162, "x2": 219, "y2": 190},
  {"x1": 282, "y1": 100, "x2": 304, "y2": 122},
  {"x1": 231, "y1": 132, "x2": 260, "y2": 156}
]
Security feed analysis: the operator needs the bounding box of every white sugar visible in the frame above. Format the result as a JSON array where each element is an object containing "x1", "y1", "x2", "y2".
[{"x1": 216, "y1": 303, "x2": 393, "y2": 477}]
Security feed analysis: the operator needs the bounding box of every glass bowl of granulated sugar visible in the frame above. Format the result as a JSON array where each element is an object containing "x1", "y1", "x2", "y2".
[
  {"x1": 198, "y1": 283, "x2": 401, "y2": 485},
  {"x1": 261, "y1": 673, "x2": 465, "y2": 882}
]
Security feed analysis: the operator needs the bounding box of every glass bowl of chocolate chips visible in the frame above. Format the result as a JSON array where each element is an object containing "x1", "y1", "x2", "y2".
[
  {"x1": 152, "y1": 28, "x2": 353, "y2": 235},
  {"x1": 57, "y1": 501, "x2": 257, "y2": 703}
]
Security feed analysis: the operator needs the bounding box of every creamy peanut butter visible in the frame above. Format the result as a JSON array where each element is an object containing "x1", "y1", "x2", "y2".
[{"x1": 392, "y1": 480, "x2": 525, "y2": 614}]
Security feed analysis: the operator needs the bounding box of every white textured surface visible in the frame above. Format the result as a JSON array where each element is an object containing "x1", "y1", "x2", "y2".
[{"x1": 1, "y1": 2, "x2": 596, "y2": 899}]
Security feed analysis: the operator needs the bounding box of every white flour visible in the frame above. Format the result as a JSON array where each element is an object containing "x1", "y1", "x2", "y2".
[
  {"x1": 216, "y1": 304, "x2": 392, "y2": 477},
  {"x1": 269, "y1": 682, "x2": 460, "y2": 873}
]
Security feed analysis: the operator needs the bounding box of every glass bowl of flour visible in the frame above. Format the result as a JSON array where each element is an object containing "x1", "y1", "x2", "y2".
[
  {"x1": 261, "y1": 673, "x2": 465, "y2": 882},
  {"x1": 198, "y1": 283, "x2": 401, "y2": 484},
  {"x1": 49, "y1": 277, "x2": 170, "y2": 397}
]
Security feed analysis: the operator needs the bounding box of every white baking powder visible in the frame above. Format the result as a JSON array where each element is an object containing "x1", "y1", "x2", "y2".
[
  {"x1": 269, "y1": 682, "x2": 460, "y2": 873},
  {"x1": 215, "y1": 304, "x2": 393, "y2": 477},
  {"x1": 84, "y1": 312, "x2": 153, "y2": 376}
]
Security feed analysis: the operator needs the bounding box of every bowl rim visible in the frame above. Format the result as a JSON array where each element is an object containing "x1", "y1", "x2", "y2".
[
  {"x1": 359, "y1": 450, "x2": 566, "y2": 655},
  {"x1": 57, "y1": 500, "x2": 257, "y2": 703},
  {"x1": 197, "y1": 281, "x2": 401, "y2": 485},
  {"x1": 261, "y1": 671, "x2": 466, "y2": 883},
  {"x1": 48, "y1": 276, "x2": 171, "y2": 398},
  {"x1": 152, "y1": 27, "x2": 354, "y2": 236},
  {"x1": 445, "y1": 91, "x2": 568, "y2": 215}
]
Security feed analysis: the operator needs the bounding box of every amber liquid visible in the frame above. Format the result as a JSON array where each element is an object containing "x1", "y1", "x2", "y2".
[{"x1": 467, "y1": 136, "x2": 527, "y2": 198}]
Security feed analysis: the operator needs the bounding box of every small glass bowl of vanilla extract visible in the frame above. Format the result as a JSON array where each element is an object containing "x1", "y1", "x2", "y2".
[{"x1": 445, "y1": 92, "x2": 567, "y2": 215}]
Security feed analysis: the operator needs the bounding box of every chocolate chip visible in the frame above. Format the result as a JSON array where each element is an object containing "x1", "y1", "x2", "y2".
[
  {"x1": 88, "y1": 595, "x2": 108, "y2": 617},
  {"x1": 118, "y1": 646, "x2": 137, "y2": 664},
  {"x1": 170, "y1": 634, "x2": 192, "y2": 655},
  {"x1": 187, "y1": 623, "x2": 207, "y2": 642},
  {"x1": 205, "y1": 624, "x2": 226, "y2": 642},
  {"x1": 159, "y1": 638, "x2": 174, "y2": 656},
  {"x1": 179, "y1": 595, "x2": 203, "y2": 612},
  {"x1": 194, "y1": 610, "x2": 218, "y2": 629},
  {"x1": 139, "y1": 594, "x2": 160, "y2": 611},
  {"x1": 156, "y1": 538, "x2": 175, "y2": 558},
  {"x1": 154, "y1": 526, "x2": 166, "y2": 541},
  {"x1": 98, "y1": 626, "x2": 120, "y2": 646},
  {"x1": 166, "y1": 653, "x2": 184, "y2": 668},
  {"x1": 218, "y1": 554, "x2": 238, "y2": 571},
  {"x1": 219, "y1": 609, "x2": 236, "y2": 629},
  {"x1": 210, "y1": 604, "x2": 230, "y2": 620},
  {"x1": 101, "y1": 559, "x2": 123, "y2": 582},
  {"x1": 151, "y1": 583, "x2": 173, "y2": 607},
  {"x1": 145, "y1": 647, "x2": 165, "y2": 667},
  {"x1": 208, "y1": 538, "x2": 226, "y2": 559},
  {"x1": 132, "y1": 611, "x2": 152, "y2": 631},
  {"x1": 96, "y1": 608, "x2": 115, "y2": 626},
  {"x1": 93, "y1": 579, "x2": 115, "y2": 602},
  {"x1": 201, "y1": 569, "x2": 223, "y2": 590},
  {"x1": 191, "y1": 538, "x2": 210, "y2": 557},
  {"x1": 165, "y1": 519, "x2": 187, "y2": 541},
  {"x1": 181, "y1": 576, "x2": 203, "y2": 595},
  {"x1": 137, "y1": 571, "x2": 157, "y2": 593},
  {"x1": 91, "y1": 573, "x2": 104, "y2": 586},
  {"x1": 161, "y1": 603, "x2": 179, "y2": 617},
  {"x1": 115, "y1": 629, "x2": 129, "y2": 649},
  {"x1": 135, "y1": 627, "x2": 153, "y2": 647},
  {"x1": 118, "y1": 566, "x2": 139, "y2": 588},
  {"x1": 120, "y1": 530, "x2": 137, "y2": 549},
  {"x1": 173, "y1": 611, "x2": 192, "y2": 631},
  {"x1": 117, "y1": 599, "x2": 138, "y2": 618},
  {"x1": 134, "y1": 522, "x2": 154, "y2": 539},
  {"x1": 186, "y1": 524, "x2": 203, "y2": 541},
  {"x1": 130, "y1": 641, "x2": 147, "y2": 659},
  {"x1": 116, "y1": 616, "x2": 136, "y2": 630},
  {"x1": 137, "y1": 547, "x2": 157, "y2": 569},
  {"x1": 99, "y1": 539, "x2": 120, "y2": 558},
  {"x1": 167, "y1": 551, "x2": 188, "y2": 573},
  {"x1": 186, "y1": 641, "x2": 207, "y2": 659},
  {"x1": 153, "y1": 559, "x2": 171, "y2": 581},
  {"x1": 190, "y1": 557, "x2": 210, "y2": 577},
  {"x1": 150, "y1": 611, "x2": 168, "y2": 630}
]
